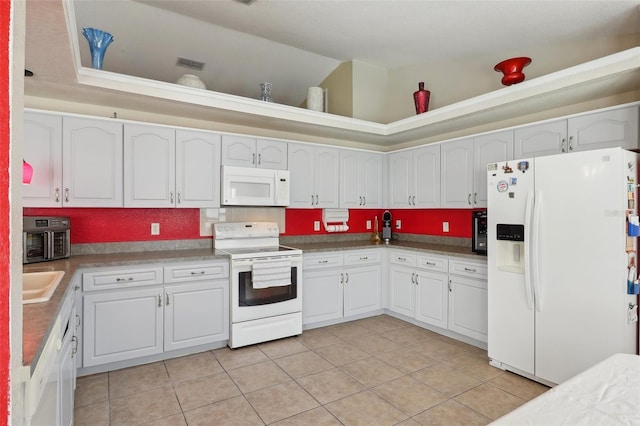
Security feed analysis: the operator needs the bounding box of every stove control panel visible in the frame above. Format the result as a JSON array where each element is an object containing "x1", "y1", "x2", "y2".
[{"x1": 213, "y1": 222, "x2": 280, "y2": 239}]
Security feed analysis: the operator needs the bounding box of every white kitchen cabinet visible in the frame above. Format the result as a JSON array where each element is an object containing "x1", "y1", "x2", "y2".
[
  {"x1": 447, "y1": 258, "x2": 488, "y2": 343},
  {"x1": 82, "y1": 262, "x2": 229, "y2": 368},
  {"x1": 62, "y1": 116, "x2": 124, "y2": 207},
  {"x1": 389, "y1": 144, "x2": 440, "y2": 208},
  {"x1": 339, "y1": 150, "x2": 383, "y2": 208},
  {"x1": 441, "y1": 130, "x2": 513, "y2": 208},
  {"x1": 124, "y1": 124, "x2": 175, "y2": 207},
  {"x1": 221, "y1": 134, "x2": 287, "y2": 169},
  {"x1": 441, "y1": 138, "x2": 474, "y2": 208},
  {"x1": 23, "y1": 111, "x2": 63, "y2": 207},
  {"x1": 163, "y1": 262, "x2": 229, "y2": 351},
  {"x1": 388, "y1": 250, "x2": 449, "y2": 328},
  {"x1": 288, "y1": 143, "x2": 340, "y2": 208},
  {"x1": 514, "y1": 106, "x2": 639, "y2": 158},
  {"x1": 124, "y1": 126, "x2": 222, "y2": 208},
  {"x1": 302, "y1": 250, "x2": 381, "y2": 326}
]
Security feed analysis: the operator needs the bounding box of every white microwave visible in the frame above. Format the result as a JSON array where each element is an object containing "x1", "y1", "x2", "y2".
[{"x1": 221, "y1": 166, "x2": 290, "y2": 206}]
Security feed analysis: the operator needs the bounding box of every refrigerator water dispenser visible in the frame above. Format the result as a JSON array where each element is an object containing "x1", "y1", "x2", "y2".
[{"x1": 496, "y1": 224, "x2": 525, "y2": 273}]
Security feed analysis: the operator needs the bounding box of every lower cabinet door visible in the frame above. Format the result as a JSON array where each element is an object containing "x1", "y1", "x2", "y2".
[
  {"x1": 388, "y1": 265, "x2": 415, "y2": 317},
  {"x1": 415, "y1": 270, "x2": 448, "y2": 329},
  {"x1": 448, "y1": 275, "x2": 488, "y2": 342},
  {"x1": 343, "y1": 265, "x2": 381, "y2": 317},
  {"x1": 164, "y1": 280, "x2": 229, "y2": 351},
  {"x1": 302, "y1": 269, "x2": 342, "y2": 325},
  {"x1": 83, "y1": 288, "x2": 163, "y2": 367},
  {"x1": 58, "y1": 330, "x2": 75, "y2": 426}
]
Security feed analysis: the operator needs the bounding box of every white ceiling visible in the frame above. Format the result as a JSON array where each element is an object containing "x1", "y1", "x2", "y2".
[{"x1": 22, "y1": 0, "x2": 640, "y2": 148}]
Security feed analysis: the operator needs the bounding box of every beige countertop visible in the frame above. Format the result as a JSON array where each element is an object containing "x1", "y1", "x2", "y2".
[{"x1": 22, "y1": 240, "x2": 485, "y2": 372}]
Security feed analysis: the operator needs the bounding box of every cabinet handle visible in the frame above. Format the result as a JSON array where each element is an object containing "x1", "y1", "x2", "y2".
[
  {"x1": 412, "y1": 196, "x2": 416, "y2": 206},
  {"x1": 311, "y1": 195, "x2": 315, "y2": 205},
  {"x1": 158, "y1": 293, "x2": 162, "y2": 307},
  {"x1": 177, "y1": 192, "x2": 182, "y2": 204},
  {"x1": 71, "y1": 336, "x2": 78, "y2": 356},
  {"x1": 398, "y1": 257, "x2": 406, "y2": 261},
  {"x1": 448, "y1": 280, "x2": 452, "y2": 292},
  {"x1": 359, "y1": 196, "x2": 363, "y2": 206},
  {"x1": 568, "y1": 135, "x2": 574, "y2": 151},
  {"x1": 345, "y1": 273, "x2": 349, "y2": 284},
  {"x1": 340, "y1": 273, "x2": 344, "y2": 283},
  {"x1": 363, "y1": 196, "x2": 366, "y2": 206},
  {"x1": 252, "y1": 153, "x2": 256, "y2": 165},
  {"x1": 561, "y1": 138, "x2": 566, "y2": 153},
  {"x1": 55, "y1": 188, "x2": 60, "y2": 202},
  {"x1": 166, "y1": 292, "x2": 170, "y2": 306},
  {"x1": 170, "y1": 192, "x2": 174, "y2": 204},
  {"x1": 75, "y1": 314, "x2": 81, "y2": 328},
  {"x1": 473, "y1": 192, "x2": 477, "y2": 205},
  {"x1": 464, "y1": 267, "x2": 477, "y2": 273},
  {"x1": 408, "y1": 196, "x2": 412, "y2": 205},
  {"x1": 258, "y1": 153, "x2": 261, "y2": 165},
  {"x1": 360, "y1": 256, "x2": 368, "y2": 261},
  {"x1": 190, "y1": 270, "x2": 206, "y2": 275},
  {"x1": 64, "y1": 188, "x2": 69, "y2": 203},
  {"x1": 315, "y1": 195, "x2": 319, "y2": 205},
  {"x1": 116, "y1": 277, "x2": 134, "y2": 282},
  {"x1": 467, "y1": 193, "x2": 471, "y2": 205},
  {"x1": 319, "y1": 260, "x2": 329, "y2": 264},
  {"x1": 425, "y1": 261, "x2": 436, "y2": 266},
  {"x1": 411, "y1": 272, "x2": 415, "y2": 284},
  {"x1": 415, "y1": 274, "x2": 419, "y2": 285}
]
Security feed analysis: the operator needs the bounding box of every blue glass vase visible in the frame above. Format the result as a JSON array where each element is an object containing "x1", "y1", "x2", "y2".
[{"x1": 82, "y1": 27, "x2": 114, "y2": 70}]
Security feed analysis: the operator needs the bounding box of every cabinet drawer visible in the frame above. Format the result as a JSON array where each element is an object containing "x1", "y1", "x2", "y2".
[
  {"x1": 417, "y1": 255, "x2": 448, "y2": 273},
  {"x1": 343, "y1": 250, "x2": 381, "y2": 266},
  {"x1": 448, "y1": 258, "x2": 488, "y2": 279},
  {"x1": 164, "y1": 262, "x2": 229, "y2": 283},
  {"x1": 389, "y1": 251, "x2": 417, "y2": 267},
  {"x1": 303, "y1": 253, "x2": 344, "y2": 270},
  {"x1": 83, "y1": 266, "x2": 163, "y2": 291}
]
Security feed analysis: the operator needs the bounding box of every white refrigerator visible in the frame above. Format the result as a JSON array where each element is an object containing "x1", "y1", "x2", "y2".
[{"x1": 487, "y1": 147, "x2": 639, "y2": 386}]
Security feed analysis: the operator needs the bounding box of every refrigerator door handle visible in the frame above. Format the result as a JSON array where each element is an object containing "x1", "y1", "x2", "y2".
[
  {"x1": 532, "y1": 190, "x2": 543, "y2": 312},
  {"x1": 524, "y1": 191, "x2": 534, "y2": 310}
]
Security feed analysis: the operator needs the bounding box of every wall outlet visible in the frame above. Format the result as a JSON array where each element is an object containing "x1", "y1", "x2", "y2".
[
  {"x1": 151, "y1": 223, "x2": 160, "y2": 235},
  {"x1": 366, "y1": 220, "x2": 372, "y2": 230},
  {"x1": 396, "y1": 219, "x2": 402, "y2": 229},
  {"x1": 314, "y1": 221, "x2": 320, "y2": 231},
  {"x1": 442, "y1": 222, "x2": 449, "y2": 232}
]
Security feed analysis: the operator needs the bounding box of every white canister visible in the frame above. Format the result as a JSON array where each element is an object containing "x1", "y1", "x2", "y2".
[{"x1": 307, "y1": 86, "x2": 324, "y2": 112}]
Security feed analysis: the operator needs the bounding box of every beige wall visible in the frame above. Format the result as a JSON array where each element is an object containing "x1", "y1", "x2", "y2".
[
  {"x1": 385, "y1": 34, "x2": 640, "y2": 123},
  {"x1": 319, "y1": 61, "x2": 353, "y2": 118},
  {"x1": 352, "y1": 60, "x2": 388, "y2": 123}
]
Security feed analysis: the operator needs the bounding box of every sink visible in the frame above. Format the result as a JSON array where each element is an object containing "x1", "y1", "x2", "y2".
[{"x1": 23, "y1": 271, "x2": 65, "y2": 304}]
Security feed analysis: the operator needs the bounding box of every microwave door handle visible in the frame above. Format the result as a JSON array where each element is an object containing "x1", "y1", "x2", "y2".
[{"x1": 44, "y1": 232, "x2": 50, "y2": 260}]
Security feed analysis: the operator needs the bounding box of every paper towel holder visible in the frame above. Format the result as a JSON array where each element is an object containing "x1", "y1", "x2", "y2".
[{"x1": 323, "y1": 209, "x2": 349, "y2": 233}]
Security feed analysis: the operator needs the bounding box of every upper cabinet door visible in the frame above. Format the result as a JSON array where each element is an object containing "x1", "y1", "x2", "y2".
[
  {"x1": 256, "y1": 139, "x2": 287, "y2": 170},
  {"x1": 440, "y1": 139, "x2": 473, "y2": 208},
  {"x1": 315, "y1": 147, "x2": 340, "y2": 208},
  {"x1": 176, "y1": 129, "x2": 221, "y2": 208},
  {"x1": 361, "y1": 152, "x2": 383, "y2": 208},
  {"x1": 124, "y1": 124, "x2": 176, "y2": 207},
  {"x1": 414, "y1": 145, "x2": 440, "y2": 208},
  {"x1": 23, "y1": 112, "x2": 63, "y2": 207},
  {"x1": 288, "y1": 143, "x2": 316, "y2": 208},
  {"x1": 339, "y1": 150, "x2": 361, "y2": 209},
  {"x1": 62, "y1": 117, "x2": 123, "y2": 207},
  {"x1": 388, "y1": 151, "x2": 413, "y2": 208},
  {"x1": 473, "y1": 130, "x2": 514, "y2": 208},
  {"x1": 514, "y1": 120, "x2": 566, "y2": 158},
  {"x1": 221, "y1": 135, "x2": 256, "y2": 167},
  {"x1": 569, "y1": 106, "x2": 639, "y2": 152}
]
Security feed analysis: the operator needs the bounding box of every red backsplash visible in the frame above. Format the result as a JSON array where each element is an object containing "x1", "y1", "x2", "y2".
[{"x1": 23, "y1": 207, "x2": 477, "y2": 243}]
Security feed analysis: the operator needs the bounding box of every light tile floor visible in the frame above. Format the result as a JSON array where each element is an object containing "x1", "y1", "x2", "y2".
[{"x1": 74, "y1": 315, "x2": 549, "y2": 425}]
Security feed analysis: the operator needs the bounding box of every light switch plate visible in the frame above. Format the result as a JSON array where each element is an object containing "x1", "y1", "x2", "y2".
[
  {"x1": 396, "y1": 219, "x2": 402, "y2": 229},
  {"x1": 443, "y1": 222, "x2": 449, "y2": 232},
  {"x1": 366, "y1": 220, "x2": 372, "y2": 230},
  {"x1": 151, "y1": 223, "x2": 160, "y2": 235},
  {"x1": 314, "y1": 221, "x2": 320, "y2": 231}
]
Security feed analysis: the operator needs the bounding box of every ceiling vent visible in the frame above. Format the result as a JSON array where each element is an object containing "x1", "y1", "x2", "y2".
[{"x1": 176, "y1": 57, "x2": 205, "y2": 71}]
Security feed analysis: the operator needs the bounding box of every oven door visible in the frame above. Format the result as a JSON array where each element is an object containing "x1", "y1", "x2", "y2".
[{"x1": 231, "y1": 255, "x2": 302, "y2": 323}]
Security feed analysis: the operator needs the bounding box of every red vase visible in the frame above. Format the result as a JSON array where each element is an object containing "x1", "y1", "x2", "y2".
[
  {"x1": 413, "y1": 82, "x2": 430, "y2": 114},
  {"x1": 494, "y1": 57, "x2": 532, "y2": 86}
]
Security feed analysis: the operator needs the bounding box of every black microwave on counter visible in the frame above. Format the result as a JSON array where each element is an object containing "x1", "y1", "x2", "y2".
[
  {"x1": 472, "y1": 211, "x2": 487, "y2": 255},
  {"x1": 23, "y1": 216, "x2": 71, "y2": 264}
]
